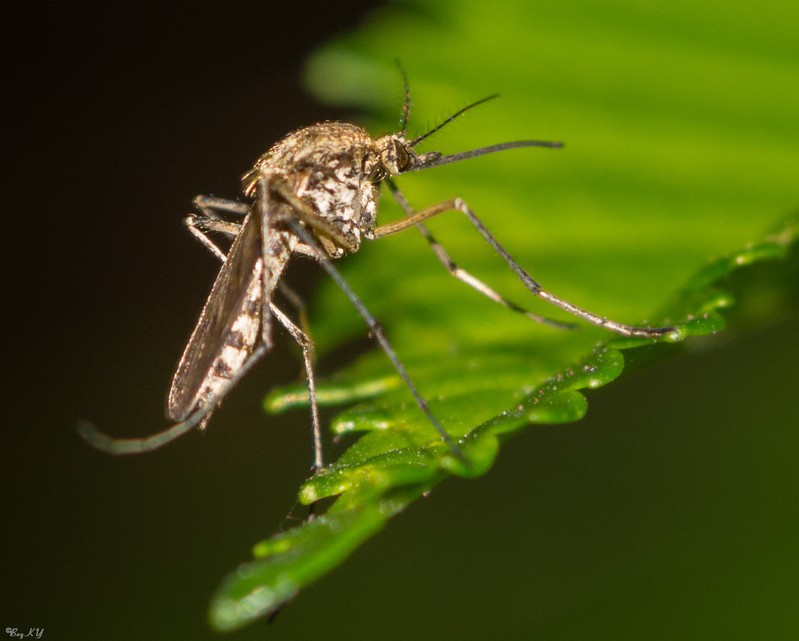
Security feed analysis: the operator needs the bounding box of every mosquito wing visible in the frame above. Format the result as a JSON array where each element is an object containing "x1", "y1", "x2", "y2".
[{"x1": 167, "y1": 211, "x2": 266, "y2": 421}]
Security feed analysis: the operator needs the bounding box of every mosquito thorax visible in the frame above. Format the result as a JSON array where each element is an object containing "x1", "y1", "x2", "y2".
[
  {"x1": 242, "y1": 122, "x2": 376, "y2": 195},
  {"x1": 241, "y1": 121, "x2": 387, "y2": 256}
]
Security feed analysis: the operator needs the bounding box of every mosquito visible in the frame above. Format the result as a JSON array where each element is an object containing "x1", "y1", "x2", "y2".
[{"x1": 79, "y1": 76, "x2": 675, "y2": 467}]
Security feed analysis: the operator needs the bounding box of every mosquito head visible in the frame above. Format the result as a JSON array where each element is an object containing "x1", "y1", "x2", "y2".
[
  {"x1": 374, "y1": 133, "x2": 415, "y2": 178},
  {"x1": 373, "y1": 94, "x2": 563, "y2": 180}
]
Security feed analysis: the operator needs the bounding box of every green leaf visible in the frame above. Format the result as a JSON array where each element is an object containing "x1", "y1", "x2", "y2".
[{"x1": 209, "y1": 0, "x2": 799, "y2": 631}]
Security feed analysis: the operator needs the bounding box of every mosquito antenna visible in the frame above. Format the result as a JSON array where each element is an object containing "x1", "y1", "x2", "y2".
[
  {"x1": 409, "y1": 94, "x2": 500, "y2": 148},
  {"x1": 396, "y1": 61, "x2": 412, "y2": 136},
  {"x1": 410, "y1": 139, "x2": 564, "y2": 172}
]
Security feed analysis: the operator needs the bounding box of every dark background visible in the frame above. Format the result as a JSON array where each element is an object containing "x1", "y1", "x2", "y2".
[
  {"x1": 5, "y1": 1, "x2": 386, "y2": 638},
  {"x1": 4, "y1": 2, "x2": 799, "y2": 640}
]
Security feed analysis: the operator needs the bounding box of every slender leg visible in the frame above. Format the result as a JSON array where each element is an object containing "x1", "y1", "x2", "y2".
[
  {"x1": 284, "y1": 218, "x2": 466, "y2": 463},
  {"x1": 78, "y1": 343, "x2": 271, "y2": 455},
  {"x1": 185, "y1": 195, "x2": 250, "y2": 259},
  {"x1": 278, "y1": 282, "x2": 316, "y2": 365},
  {"x1": 184, "y1": 215, "x2": 242, "y2": 261},
  {"x1": 270, "y1": 303, "x2": 323, "y2": 471},
  {"x1": 268, "y1": 177, "x2": 361, "y2": 254},
  {"x1": 385, "y1": 180, "x2": 576, "y2": 330},
  {"x1": 193, "y1": 195, "x2": 250, "y2": 218},
  {"x1": 375, "y1": 197, "x2": 675, "y2": 338}
]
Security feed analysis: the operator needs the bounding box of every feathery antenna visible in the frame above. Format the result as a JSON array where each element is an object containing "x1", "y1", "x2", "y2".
[
  {"x1": 396, "y1": 61, "x2": 412, "y2": 136},
  {"x1": 409, "y1": 94, "x2": 500, "y2": 147}
]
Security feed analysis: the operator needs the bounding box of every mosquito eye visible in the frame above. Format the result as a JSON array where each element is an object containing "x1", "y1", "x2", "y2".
[{"x1": 393, "y1": 139, "x2": 411, "y2": 172}]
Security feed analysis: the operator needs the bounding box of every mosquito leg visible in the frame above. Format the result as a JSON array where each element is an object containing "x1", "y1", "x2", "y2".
[
  {"x1": 184, "y1": 215, "x2": 242, "y2": 261},
  {"x1": 278, "y1": 282, "x2": 315, "y2": 364},
  {"x1": 267, "y1": 177, "x2": 361, "y2": 254},
  {"x1": 275, "y1": 282, "x2": 321, "y2": 468},
  {"x1": 255, "y1": 178, "x2": 294, "y2": 360},
  {"x1": 193, "y1": 195, "x2": 250, "y2": 219},
  {"x1": 78, "y1": 343, "x2": 271, "y2": 455},
  {"x1": 186, "y1": 196, "x2": 250, "y2": 259},
  {"x1": 284, "y1": 218, "x2": 466, "y2": 463},
  {"x1": 78, "y1": 409, "x2": 211, "y2": 455},
  {"x1": 375, "y1": 197, "x2": 675, "y2": 338},
  {"x1": 384, "y1": 180, "x2": 576, "y2": 331},
  {"x1": 270, "y1": 303, "x2": 323, "y2": 471}
]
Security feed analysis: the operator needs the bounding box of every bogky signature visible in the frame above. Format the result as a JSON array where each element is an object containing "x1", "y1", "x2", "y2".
[{"x1": 5, "y1": 629, "x2": 43, "y2": 639}]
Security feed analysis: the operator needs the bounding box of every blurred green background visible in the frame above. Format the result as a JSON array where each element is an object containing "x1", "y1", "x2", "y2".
[
  {"x1": 5, "y1": 0, "x2": 798, "y2": 639},
  {"x1": 303, "y1": 0, "x2": 798, "y2": 353}
]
